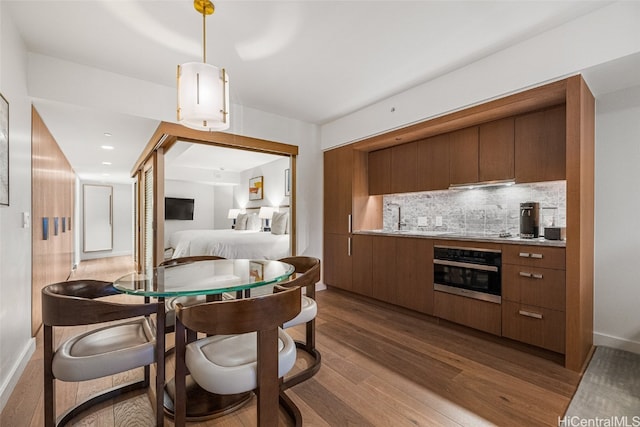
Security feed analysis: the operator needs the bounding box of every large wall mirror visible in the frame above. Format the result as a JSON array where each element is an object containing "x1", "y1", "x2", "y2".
[{"x1": 83, "y1": 184, "x2": 113, "y2": 252}]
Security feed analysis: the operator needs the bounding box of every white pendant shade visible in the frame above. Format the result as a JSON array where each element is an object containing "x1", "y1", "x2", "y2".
[{"x1": 177, "y1": 62, "x2": 229, "y2": 131}]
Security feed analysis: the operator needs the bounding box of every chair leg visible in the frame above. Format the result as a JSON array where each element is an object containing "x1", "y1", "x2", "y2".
[
  {"x1": 155, "y1": 301, "x2": 166, "y2": 427},
  {"x1": 279, "y1": 390, "x2": 303, "y2": 427},
  {"x1": 44, "y1": 325, "x2": 56, "y2": 427},
  {"x1": 174, "y1": 318, "x2": 187, "y2": 427},
  {"x1": 281, "y1": 319, "x2": 321, "y2": 390},
  {"x1": 257, "y1": 329, "x2": 279, "y2": 426}
]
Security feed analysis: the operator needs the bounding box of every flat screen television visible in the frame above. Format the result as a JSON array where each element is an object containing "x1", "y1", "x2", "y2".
[{"x1": 165, "y1": 197, "x2": 194, "y2": 220}]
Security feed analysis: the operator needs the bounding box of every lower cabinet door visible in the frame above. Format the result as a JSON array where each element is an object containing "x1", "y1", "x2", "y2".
[
  {"x1": 502, "y1": 301, "x2": 565, "y2": 353},
  {"x1": 323, "y1": 233, "x2": 352, "y2": 291}
]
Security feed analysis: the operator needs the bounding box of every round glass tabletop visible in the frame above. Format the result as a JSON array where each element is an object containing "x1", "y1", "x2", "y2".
[{"x1": 113, "y1": 259, "x2": 294, "y2": 297}]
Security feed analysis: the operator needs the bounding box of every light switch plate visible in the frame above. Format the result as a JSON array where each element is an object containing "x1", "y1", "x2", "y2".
[
  {"x1": 22, "y1": 212, "x2": 30, "y2": 228},
  {"x1": 418, "y1": 217, "x2": 428, "y2": 227},
  {"x1": 435, "y1": 216, "x2": 443, "y2": 226}
]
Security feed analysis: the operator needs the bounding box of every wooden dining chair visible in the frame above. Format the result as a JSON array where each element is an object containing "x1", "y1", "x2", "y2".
[
  {"x1": 42, "y1": 280, "x2": 163, "y2": 427},
  {"x1": 173, "y1": 284, "x2": 303, "y2": 426},
  {"x1": 278, "y1": 256, "x2": 321, "y2": 389},
  {"x1": 159, "y1": 255, "x2": 228, "y2": 333}
]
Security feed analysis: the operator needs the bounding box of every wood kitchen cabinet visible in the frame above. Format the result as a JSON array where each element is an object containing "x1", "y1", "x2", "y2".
[
  {"x1": 515, "y1": 105, "x2": 566, "y2": 183},
  {"x1": 351, "y1": 234, "x2": 373, "y2": 296},
  {"x1": 371, "y1": 236, "x2": 397, "y2": 303},
  {"x1": 391, "y1": 142, "x2": 419, "y2": 193},
  {"x1": 324, "y1": 146, "x2": 353, "y2": 234},
  {"x1": 417, "y1": 133, "x2": 450, "y2": 191},
  {"x1": 324, "y1": 146, "x2": 354, "y2": 291},
  {"x1": 479, "y1": 117, "x2": 514, "y2": 182},
  {"x1": 368, "y1": 148, "x2": 391, "y2": 195},
  {"x1": 501, "y1": 244, "x2": 566, "y2": 353},
  {"x1": 395, "y1": 237, "x2": 433, "y2": 314},
  {"x1": 449, "y1": 126, "x2": 479, "y2": 185}
]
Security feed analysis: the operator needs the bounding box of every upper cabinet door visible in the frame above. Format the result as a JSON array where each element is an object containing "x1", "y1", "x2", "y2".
[
  {"x1": 449, "y1": 126, "x2": 479, "y2": 185},
  {"x1": 515, "y1": 105, "x2": 566, "y2": 183},
  {"x1": 479, "y1": 117, "x2": 515, "y2": 182},
  {"x1": 417, "y1": 133, "x2": 450, "y2": 191},
  {"x1": 324, "y1": 146, "x2": 353, "y2": 234},
  {"x1": 391, "y1": 141, "x2": 419, "y2": 193},
  {"x1": 368, "y1": 148, "x2": 391, "y2": 195}
]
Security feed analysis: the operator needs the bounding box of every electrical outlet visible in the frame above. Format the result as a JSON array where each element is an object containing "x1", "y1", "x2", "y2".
[
  {"x1": 418, "y1": 217, "x2": 428, "y2": 227},
  {"x1": 435, "y1": 216, "x2": 443, "y2": 226}
]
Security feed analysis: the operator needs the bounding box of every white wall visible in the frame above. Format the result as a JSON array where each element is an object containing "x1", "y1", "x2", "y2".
[
  {"x1": 321, "y1": 1, "x2": 640, "y2": 149},
  {"x1": 164, "y1": 180, "x2": 217, "y2": 248},
  {"x1": 593, "y1": 85, "x2": 640, "y2": 353},
  {"x1": 235, "y1": 157, "x2": 290, "y2": 210},
  {"x1": 79, "y1": 180, "x2": 133, "y2": 260},
  {"x1": 214, "y1": 186, "x2": 234, "y2": 229},
  {"x1": 0, "y1": 5, "x2": 35, "y2": 411}
]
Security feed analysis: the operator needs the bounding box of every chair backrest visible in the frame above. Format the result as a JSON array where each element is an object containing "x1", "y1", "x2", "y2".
[
  {"x1": 176, "y1": 285, "x2": 301, "y2": 336},
  {"x1": 42, "y1": 280, "x2": 158, "y2": 327},
  {"x1": 278, "y1": 256, "x2": 320, "y2": 295},
  {"x1": 159, "y1": 255, "x2": 225, "y2": 267}
]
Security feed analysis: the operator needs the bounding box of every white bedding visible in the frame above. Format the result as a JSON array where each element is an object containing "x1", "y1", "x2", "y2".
[{"x1": 169, "y1": 229, "x2": 290, "y2": 260}]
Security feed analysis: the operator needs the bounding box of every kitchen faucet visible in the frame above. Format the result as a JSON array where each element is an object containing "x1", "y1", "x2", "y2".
[{"x1": 387, "y1": 203, "x2": 405, "y2": 231}]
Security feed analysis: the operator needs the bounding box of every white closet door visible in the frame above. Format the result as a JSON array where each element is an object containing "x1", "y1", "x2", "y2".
[{"x1": 83, "y1": 184, "x2": 113, "y2": 252}]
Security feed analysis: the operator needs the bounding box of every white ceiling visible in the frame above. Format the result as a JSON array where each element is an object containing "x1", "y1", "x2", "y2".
[{"x1": 4, "y1": 0, "x2": 632, "y2": 183}]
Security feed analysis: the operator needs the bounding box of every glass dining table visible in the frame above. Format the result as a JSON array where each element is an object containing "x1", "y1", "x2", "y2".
[{"x1": 113, "y1": 258, "x2": 295, "y2": 420}]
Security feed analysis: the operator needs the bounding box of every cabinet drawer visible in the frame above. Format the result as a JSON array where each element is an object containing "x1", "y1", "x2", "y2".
[
  {"x1": 502, "y1": 301, "x2": 565, "y2": 353},
  {"x1": 503, "y1": 245, "x2": 565, "y2": 270},
  {"x1": 434, "y1": 291, "x2": 501, "y2": 336},
  {"x1": 502, "y1": 264, "x2": 565, "y2": 311}
]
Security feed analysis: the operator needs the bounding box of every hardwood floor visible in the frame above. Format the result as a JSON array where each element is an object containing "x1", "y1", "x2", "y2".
[{"x1": 1, "y1": 256, "x2": 581, "y2": 426}]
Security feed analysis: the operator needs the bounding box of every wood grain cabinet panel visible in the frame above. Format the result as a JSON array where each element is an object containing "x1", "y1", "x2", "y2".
[
  {"x1": 323, "y1": 233, "x2": 352, "y2": 291},
  {"x1": 395, "y1": 238, "x2": 433, "y2": 314},
  {"x1": 502, "y1": 301, "x2": 565, "y2": 353},
  {"x1": 434, "y1": 291, "x2": 502, "y2": 336},
  {"x1": 391, "y1": 142, "x2": 419, "y2": 193},
  {"x1": 515, "y1": 105, "x2": 566, "y2": 183},
  {"x1": 371, "y1": 236, "x2": 397, "y2": 303},
  {"x1": 502, "y1": 245, "x2": 566, "y2": 270},
  {"x1": 417, "y1": 133, "x2": 450, "y2": 191},
  {"x1": 449, "y1": 126, "x2": 479, "y2": 185},
  {"x1": 502, "y1": 264, "x2": 566, "y2": 311},
  {"x1": 479, "y1": 117, "x2": 514, "y2": 182},
  {"x1": 368, "y1": 148, "x2": 391, "y2": 195},
  {"x1": 352, "y1": 234, "x2": 373, "y2": 297},
  {"x1": 324, "y1": 147, "x2": 353, "y2": 234}
]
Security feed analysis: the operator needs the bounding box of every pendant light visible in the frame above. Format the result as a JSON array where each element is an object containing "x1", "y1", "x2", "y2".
[{"x1": 177, "y1": 0, "x2": 229, "y2": 131}]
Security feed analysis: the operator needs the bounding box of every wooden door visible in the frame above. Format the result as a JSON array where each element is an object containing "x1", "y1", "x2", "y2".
[
  {"x1": 417, "y1": 133, "x2": 450, "y2": 191},
  {"x1": 351, "y1": 234, "x2": 372, "y2": 296},
  {"x1": 368, "y1": 148, "x2": 391, "y2": 195},
  {"x1": 449, "y1": 126, "x2": 479, "y2": 185},
  {"x1": 479, "y1": 117, "x2": 514, "y2": 182},
  {"x1": 323, "y1": 233, "x2": 352, "y2": 291},
  {"x1": 371, "y1": 236, "x2": 397, "y2": 303}
]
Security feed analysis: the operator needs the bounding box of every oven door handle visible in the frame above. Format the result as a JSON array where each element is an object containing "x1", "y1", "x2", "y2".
[{"x1": 433, "y1": 259, "x2": 499, "y2": 272}]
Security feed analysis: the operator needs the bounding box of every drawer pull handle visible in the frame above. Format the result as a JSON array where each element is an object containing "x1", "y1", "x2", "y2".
[
  {"x1": 531, "y1": 253, "x2": 543, "y2": 259},
  {"x1": 519, "y1": 252, "x2": 530, "y2": 258},
  {"x1": 519, "y1": 271, "x2": 544, "y2": 279},
  {"x1": 519, "y1": 310, "x2": 543, "y2": 319}
]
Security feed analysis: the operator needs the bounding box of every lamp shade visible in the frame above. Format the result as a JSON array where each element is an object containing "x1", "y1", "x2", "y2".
[
  {"x1": 227, "y1": 208, "x2": 241, "y2": 219},
  {"x1": 177, "y1": 62, "x2": 229, "y2": 131},
  {"x1": 258, "y1": 207, "x2": 276, "y2": 220}
]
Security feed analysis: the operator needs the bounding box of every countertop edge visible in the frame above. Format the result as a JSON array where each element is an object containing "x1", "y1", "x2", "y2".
[{"x1": 354, "y1": 230, "x2": 566, "y2": 248}]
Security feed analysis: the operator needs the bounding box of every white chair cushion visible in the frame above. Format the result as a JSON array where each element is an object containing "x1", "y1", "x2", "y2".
[
  {"x1": 283, "y1": 295, "x2": 317, "y2": 329},
  {"x1": 52, "y1": 318, "x2": 156, "y2": 382},
  {"x1": 165, "y1": 293, "x2": 236, "y2": 327},
  {"x1": 185, "y1": 328, "x2": 296, "y2": 395}
]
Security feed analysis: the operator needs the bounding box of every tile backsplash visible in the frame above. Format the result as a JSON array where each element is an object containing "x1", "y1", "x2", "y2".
[{"x1": 382, "y1": 181, "x2": 566, "y2": 235}]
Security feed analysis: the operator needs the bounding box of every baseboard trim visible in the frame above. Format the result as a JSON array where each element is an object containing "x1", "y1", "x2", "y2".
[
  {"x1": 594, "y1": 332, "x2": 640, "y2": 354},
  {"x1": 0, "y1": 337, "x2": 36, "y2": 413}
]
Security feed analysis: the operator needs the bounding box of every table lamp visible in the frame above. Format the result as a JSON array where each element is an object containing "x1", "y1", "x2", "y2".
[
  {"x1": 258, "y1": 207, "x2": 276, "y2": 231},
  {"x1": 227, "y1": 208, "x2": 241, "y2": 229}
]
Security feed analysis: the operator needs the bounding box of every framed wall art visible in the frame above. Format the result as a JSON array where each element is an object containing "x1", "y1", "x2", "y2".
[
  {"x1": 249, "y1": 176, "x2": 263, "y2": 200},
  {"x1": 0, "y1": 93, "x2": 8, "y2": 206}
]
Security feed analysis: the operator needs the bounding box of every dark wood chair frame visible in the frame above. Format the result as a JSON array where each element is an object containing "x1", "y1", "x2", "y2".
[
  {"x1": 278, "y1": 256, "x2": 322, "y2": 390},
  {"x1": 42, "y1": 280, "x2": 165, "y2": 427},
  {"x1": 174, "y1": 285, "x2": 303, "y2": 427}
]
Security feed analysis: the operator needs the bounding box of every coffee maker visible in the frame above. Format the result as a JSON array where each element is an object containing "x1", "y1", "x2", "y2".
[{"x1": 520, "y1": 202, "x2": 540, "y2": 238}]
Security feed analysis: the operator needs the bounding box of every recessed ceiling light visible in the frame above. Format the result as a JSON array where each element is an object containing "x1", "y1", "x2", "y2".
[
  {"x1": 101, "y1": 145, "x2": 114, "y2": 150},
  {"x1": 102, "y1": 161, "x2": 112, "y2": 165},
  {"x1": 104, "y1": 132, "x2": 112, "y2": 137}
]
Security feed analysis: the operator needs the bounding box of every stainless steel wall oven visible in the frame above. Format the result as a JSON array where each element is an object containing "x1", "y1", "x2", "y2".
[{"x1": 433, "y1": 245, "x2": 502, "y2": 304}]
